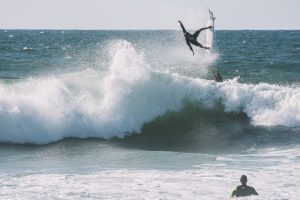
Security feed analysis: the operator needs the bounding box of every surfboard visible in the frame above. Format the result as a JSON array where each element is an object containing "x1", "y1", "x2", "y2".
[{"x1": 206, "y1": 10, "x2": 215, "y2": 49}]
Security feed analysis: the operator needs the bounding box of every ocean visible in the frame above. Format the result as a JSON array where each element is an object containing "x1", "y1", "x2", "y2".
[{"x1": 0, "y1": 29, "x2": 300, "y2": 199}]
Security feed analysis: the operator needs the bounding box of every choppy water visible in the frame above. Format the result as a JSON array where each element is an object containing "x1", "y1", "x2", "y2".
[{"x1": 0, "y1": 29, "x2": 300, "y2": 199}]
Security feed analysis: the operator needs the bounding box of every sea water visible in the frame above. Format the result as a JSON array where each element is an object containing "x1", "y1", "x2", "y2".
[{"x1": 0, "y1": 30, "x2": 300, "y2": 199}]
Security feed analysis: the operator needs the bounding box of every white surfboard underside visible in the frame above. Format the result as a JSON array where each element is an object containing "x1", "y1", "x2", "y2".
[{"x1": 206, "y1": 11, "x2": 215, "y2": 49}]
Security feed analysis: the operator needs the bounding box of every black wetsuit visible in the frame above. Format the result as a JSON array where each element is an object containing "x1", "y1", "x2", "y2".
[
  {"x1": 178, "y1": 21, "x2": 211, "y2": 55},
  {"x1": 231, "y1": 185, "x2": 259, "y2": 197}
]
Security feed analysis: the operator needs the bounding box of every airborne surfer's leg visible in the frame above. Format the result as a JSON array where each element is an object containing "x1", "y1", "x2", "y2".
[
  {"x1": 192, "y1": 30, "x2": 201, "y2": 39},
  {"x1": 204, "y1": 26, "x2": 213, "y2": 30},
  {"x1": 192, "y1": 26, "x2": 213, "y2": 39},
  {"x1": 192, "y1": 41, "x2": 210, "y2": 50}
]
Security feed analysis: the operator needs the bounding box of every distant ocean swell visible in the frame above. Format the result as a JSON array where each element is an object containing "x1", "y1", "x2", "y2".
[{"x1": 0, "y1": 40, "x2": 300, "y2": 144}]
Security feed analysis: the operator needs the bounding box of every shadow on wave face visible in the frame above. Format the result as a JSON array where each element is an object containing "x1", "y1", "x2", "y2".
[{"x1": 112, "y1": 103, "x2": 300, "y2": 153}]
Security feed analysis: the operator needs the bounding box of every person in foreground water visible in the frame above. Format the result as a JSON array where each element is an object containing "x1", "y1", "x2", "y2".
[
  {"x1": 178, "y1": 20, "x2": 212, "y2": 55},
  {"x1": 231, "y1": 175, "x2": 259, "y2": 198}
]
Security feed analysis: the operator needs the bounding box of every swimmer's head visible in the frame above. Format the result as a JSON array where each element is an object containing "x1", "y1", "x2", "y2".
[{"x1": 240, "y1": 175, "x2": 248, "y2": 185}]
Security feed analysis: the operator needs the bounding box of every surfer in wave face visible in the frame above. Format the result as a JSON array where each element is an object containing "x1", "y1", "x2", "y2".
[
  {"x1": 214, "y1": 72, "x2": 223, "y2": 82},
  {"x1": 178, "y1": 20, "x2": 212, "y2": 55}
]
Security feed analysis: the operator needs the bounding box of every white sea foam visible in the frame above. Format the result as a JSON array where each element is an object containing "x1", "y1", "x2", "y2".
[
  {"x1": 0, "y1": 40, "x2": 300, "y2": 144},
  {"x1": 1, "y1": 146, "x2": 299, "y2": 200},
  {"x1": 22, "y1": 47, "x2": 33, "y2": 50}
]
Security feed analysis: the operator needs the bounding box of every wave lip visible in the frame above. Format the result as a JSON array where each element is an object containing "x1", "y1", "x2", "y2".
[{"x1": 218, "y1": 80, "x2": 300, "y2": 127}]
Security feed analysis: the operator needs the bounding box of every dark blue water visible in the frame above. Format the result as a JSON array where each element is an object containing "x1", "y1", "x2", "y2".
[{"x1": 215, "y1": 30, "x2": 300, "y2": 84}]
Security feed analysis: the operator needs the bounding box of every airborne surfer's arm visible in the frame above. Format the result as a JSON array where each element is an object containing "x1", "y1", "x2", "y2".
[
  {"x1": 178, "y1": 20, "x2": 187, "y2": 34},
  {"x1": 186, "y1": 41, "x2": 194, "y2": 56}
]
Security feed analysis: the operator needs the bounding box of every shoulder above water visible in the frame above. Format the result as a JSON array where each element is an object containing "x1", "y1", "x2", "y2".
[{"x1": 231, "y1": 185, "x2": 258, "y2": 197}]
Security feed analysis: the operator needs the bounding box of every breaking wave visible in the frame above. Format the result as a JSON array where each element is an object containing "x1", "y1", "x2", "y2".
[{"x1": 0, "y1": 40, "x2": 300, "y2": 144}]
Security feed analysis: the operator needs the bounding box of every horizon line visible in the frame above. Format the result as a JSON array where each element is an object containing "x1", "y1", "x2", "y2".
[{"x1": 1, "y1": 28, "x2": 300, "y2": 31}]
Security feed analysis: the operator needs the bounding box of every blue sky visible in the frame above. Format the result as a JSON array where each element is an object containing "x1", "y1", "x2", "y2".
[{"x1": 1, "y1": 0, "x2": 300, "y2": 30}]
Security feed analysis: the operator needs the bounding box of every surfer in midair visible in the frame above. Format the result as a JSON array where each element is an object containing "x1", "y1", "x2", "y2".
[{"x1": 178, "y1": 20, "x2": 212, "y2": 55}]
